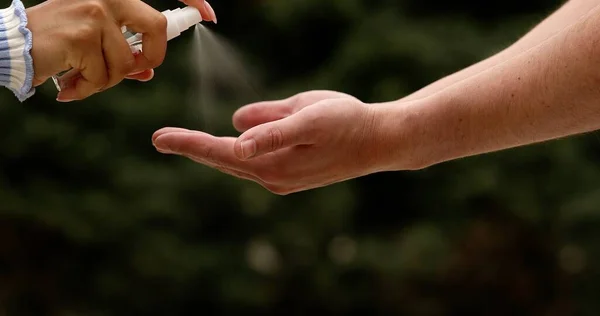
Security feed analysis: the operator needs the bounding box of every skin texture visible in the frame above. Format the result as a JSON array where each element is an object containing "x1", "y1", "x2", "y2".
[
  {"x1": 401, "y1": 0, "x2": 600, "y2": 102},
  {"x1": 153, "y1": 0, "x2": 600, "y2": 195},
  {"x1": 378, "y1": 2, "x2": 600, "y2": 170},
  {"x1": 25, "y1": 0, "x2": 216, "y2": 101}
]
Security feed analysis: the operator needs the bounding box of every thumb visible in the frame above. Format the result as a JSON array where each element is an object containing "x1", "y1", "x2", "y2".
[{"x1": 234, "y1": 111, "x2": 315, "y2": 160}]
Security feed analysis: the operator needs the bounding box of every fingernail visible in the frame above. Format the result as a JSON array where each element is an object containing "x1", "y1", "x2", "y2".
[
  {"x1": 240, "y1": 139, "x2": 256, "y2": 159},
  {"x1": 127, "y1": 70, "x2": 145, "y2": 76},
  {"x1": 153, "y1": 135, "x2": 172, "y2": 153},
  {"x1": 140, "y1": 69, "x2": 155, "y2": 81},
  {"x1": 56, "y1": 90, "x2": 77, "y2": 102},
  {"x1": 56, "y1": 97, "x2": 74, "y2": 102},
  {"x1": 204, "y1": 1, "x2": 217, "y2": 23}
]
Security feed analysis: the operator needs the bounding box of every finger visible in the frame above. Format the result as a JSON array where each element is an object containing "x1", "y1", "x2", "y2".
[
  {"x1": 56, "y1": 43, "x2": 107, "y2": 102},
  {"x1": 155, "y1": 133, "x2": 263, "y2": 184},
  {"x1": 204, "y1": 1, "x2": 217, "y2": 23},
  {"x1": 125, "y1": 69, "x2": 154, "y2": 81},
  {"x1": 234, "y1": 110, "x2": 316, "y2": 160},
  {"x1": 232, "y1": 91, "x2": 351, "y2": 132},
  {"x1": 152, "y1": 127, "x2": 195, "y2": 143},
  {"x1": 153, "y1": 131, "x2": 258, "y2": 169},
  {"x1": 109, "y1": 0, "x2": 168, "y2": 72},
  {"x1": 180, "y1": 0, "x2": 217, "y2": 22},
  {"x1": 102, "y1": 24, "x2": 137, "y2": 90},
  {"x1": 232, "y1": 99, "x2": 294, "y2": 132}
]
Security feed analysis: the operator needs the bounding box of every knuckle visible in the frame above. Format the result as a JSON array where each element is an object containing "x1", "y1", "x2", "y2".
[
  {"x1": 81, "y1": 0, "x2": 109, "y2": 20},
  {"x1": 138, "y1": 15, "x2": 167, "y2": 69},
  {"x1": 266, "y1": 127, "x2": 285, "y2": 151},
  {"x1": 152, "y1": 13, "x2": 168, "y2": 33},
  {"x1": 72, "y1": 24, "x2": 97, "y2": 43},
  {"x1": 299, "y1": 110, "x2": 324, "y2": 141},
  {"x1": 290, "y1": 93, "x2": 308, "y2": 108},
  {"x1": 305, "y1": 110, "x2": 323, "y2": 127}
]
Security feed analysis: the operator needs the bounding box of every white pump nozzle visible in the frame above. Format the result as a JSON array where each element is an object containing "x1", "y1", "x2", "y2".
[
  {"x1": 125, "y1": 6, "x2": 202, "y2": 46},
  {"x1": 163, "y1": 6, "x2": 203, "y2": 41}
]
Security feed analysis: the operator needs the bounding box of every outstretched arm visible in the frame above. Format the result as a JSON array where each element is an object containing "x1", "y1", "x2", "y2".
[
  {"x1": 150, "y1": 0, "x2": 600, "y2": 195},
  {"x1": 401, "y1": 0, "x2": 600, "y2": 102},
  {"x1": 378, "y1": 3, "x2": 600, "y2": 170}
]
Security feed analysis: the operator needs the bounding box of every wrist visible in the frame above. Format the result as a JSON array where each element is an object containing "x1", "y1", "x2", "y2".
[
  {"x1": 369, "y1": 100, "x2": 426, "y2": 172},
  {"x1": 371, "y1": 95, "x2": 459, "y2": 171},
  {"x1": 0, "y1": 0, "x2": 34, "y2": 101}
]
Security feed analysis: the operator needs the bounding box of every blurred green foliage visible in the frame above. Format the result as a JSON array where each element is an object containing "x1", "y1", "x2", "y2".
[{"x1": 1, "y1": 0, "x2": 598, "y2": 315}]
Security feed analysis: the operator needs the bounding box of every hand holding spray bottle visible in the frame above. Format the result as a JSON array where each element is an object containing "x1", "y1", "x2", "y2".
[{"x1": 51, "y1": 6, "x2": 203, "y2": 91}]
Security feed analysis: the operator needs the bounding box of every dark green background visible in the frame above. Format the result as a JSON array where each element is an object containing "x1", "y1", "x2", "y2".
[{"x1": 1, "y1": 0, "x2": 597, "y2": 315}]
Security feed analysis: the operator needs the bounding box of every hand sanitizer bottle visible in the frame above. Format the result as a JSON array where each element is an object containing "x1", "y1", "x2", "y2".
[{"x1": 51, "y1": 6, "x2": 203, "y2": 91}]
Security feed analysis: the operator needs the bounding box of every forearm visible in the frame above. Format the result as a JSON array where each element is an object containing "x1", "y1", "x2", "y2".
[
  {"x1": 379, "y1": 3, "x2": 600, "y2": 170},
  {"x1": 401, "y1": 0, "x2": 600, "y2": 102}
]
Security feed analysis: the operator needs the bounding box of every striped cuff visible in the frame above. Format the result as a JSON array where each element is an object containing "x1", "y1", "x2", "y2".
[{"x1": 0, "y1": 0, "x2": 34, "y2": 102}]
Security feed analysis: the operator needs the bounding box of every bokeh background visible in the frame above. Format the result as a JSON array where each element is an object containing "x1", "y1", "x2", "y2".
[{"x1": 1, "y1": 0, "x2": 598, "y2": 315}]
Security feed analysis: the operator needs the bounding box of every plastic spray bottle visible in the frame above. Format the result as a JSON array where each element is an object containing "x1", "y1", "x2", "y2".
[{"x1": 51, "y1": 6, "x2": 203, "y2": 91}]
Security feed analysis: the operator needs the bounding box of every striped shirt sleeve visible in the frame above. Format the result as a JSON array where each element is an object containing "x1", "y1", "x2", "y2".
[{"x1": 0, "y1": 0, "x2": 34, "y2": 102}]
